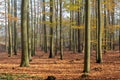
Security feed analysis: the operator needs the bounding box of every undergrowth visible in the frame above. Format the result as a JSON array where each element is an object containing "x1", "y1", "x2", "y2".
[{"x1": 0, "y1": 73, "x2": 43, "y2": 80}]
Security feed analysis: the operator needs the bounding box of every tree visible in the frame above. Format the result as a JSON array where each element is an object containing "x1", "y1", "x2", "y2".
[
  {"x1": 49, "y1": 0, "x2": 55, "y2": 58},
  {"x1": 96, "y1": 0, "x2": 102, "y2": 63},
  {"x1": 55, "y1": 0, "x2": 59, "y2": 55},
  {"x1": 27, "y1": 0, "x2": 32, "y2": 61},
  {"x1": 30, "y1": 0, "x2": 35, "y2": 56},
  {"x1": 103, "y1": 0, "x2": 107, "y2": 54},
  {"x1": 77, "y1": 0, "x2": 82, "y2": 53},
  {"x1": 60, "y1": 0, "x2": 63, "y2": 60},
  {"x1": 33, "y1": 0, "x2": 37, "y2": 56},
  {"x1": 14, "y1": 0, "x2": 18, "y2": 55},
  {"x1": 8, "y1": 0, "x2": 13, "y2": 57},
  {"x1": 72, "y1": 0, "x2": 77, "y2": 53},
  {"x1": 83, "y1": 0, "x2": 91, "y2": 73},
  {"x1": 43, "y1": 0, "x2": 48, "y2": 53},
  {"x1": 5, "y1": 0, "x2": 8, "y2": 51},
  {"x1": 20, "y1": 0, "x2": 29, "y2": 67}
]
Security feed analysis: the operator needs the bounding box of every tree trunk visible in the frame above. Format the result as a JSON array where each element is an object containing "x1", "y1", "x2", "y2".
[
  {"x1": 20, "y1": 0, "x2": 29, "y2": 67},
  {"x1": 43, "y1": 0, "x2": 48, "y2": 53},
  {"x1": 83, "y1": 0, "x2": 91, "y2": 73},
  {"x1": 30, "y1": 0, "x2": 35, "y2": 56},
  {"x1": 27, "y1": 0, "x2": 32, "y2": 61},
  {"x1": 96, "y1": 0, "x2": 102, "y2": 63},
  {"x1": 8, "y1": 0, "x2": 13, "y2": 57},
  {"x1": 77, "y1": 2, "x2": 82, "y2": 53},
  {"x1": 55, "y1": 0, "x2": 59, "y2": 55},
  {"x1": 60, "y1": 0, "x2": 63, "y2": 60},
  {"x1": 14, "y1": 0, "x2": 18, "y2": 55},
  {"x1": 5, "y1": 0, "x2": 8, "y2": 51},
  {"x1": 49, "y1": 0, "x2": 55, "y2": 58}
]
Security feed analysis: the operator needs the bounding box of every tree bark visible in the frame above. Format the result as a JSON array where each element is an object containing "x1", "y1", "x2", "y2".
[
  {"x1": 20, "y1": 0, "x2": 29, "y2": 67},
  {"x1": 84, "y1": 0, "x2": 91, "y2": 73},
  {"x1": 14, "y1": 0, "x2": 18, "y2": 55},
  {"x1": 96, "y1": 0, "x2": 102, "y2": 63},
  {"x1": 60, "y1": 0, "x2": 63, "y2": 60},
  {"x1": 8, "y1": 0, "x2": 13, "y2": 57},
  {"x1": 49, "y1": 0, "x2": 55, "y2": 58}
]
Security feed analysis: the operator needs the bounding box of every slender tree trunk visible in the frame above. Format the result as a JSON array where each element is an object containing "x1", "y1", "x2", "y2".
[
  {"x1": 77, "y1": 2, "x2": 82, "y2": 53},
  {"x1": 96, "y1": 0, "x2": 102, "y2": 63},
  {"x1": 72, "y1": 0, "x2": 77, "y2": 53},
  {"x1": 103, "y1": 0, "x2": 107, "y2": 53},
  {"x1": 8, "y1": 0, "x2": 13, "y2": 57},
  {"x1": 111, "y1": 4, "x2": 115, "y2": 50},
  {"x1": 30, "y1": 0, "x2": 35, "y2": 56},
  {"x1": 83, "y1": 0, "x2": 91, "y2": 73},
  {"x1": 60, "y1": 0, "x2": 63, "y2": 60},
  {"x1": 20, "y1": 0, "x2": 29, "y2": 67},
  {"x1": 5, "y1": 0, "x2": 8, "y2": 51},
  {"x1": 49, "y1": 0, "x2": 55, "y2": 58},
  {"x1": 55, "y1": 0, "x2": 59, "y2": 55},
  {"x1": 43, "y1": 0, "x2": 48, "y2": 53},
  {"x1": 27, "y1": 0, "x2": 32, "y2": 61},
  {"x1": 69, "y1": 11, "x2": 72, "y2": 51},
  {"x1": 14, "y1": 0, "x2": 18, "y2": 55},
  {"x1": 95, "y1": 0, "x2": 98, "y2": 61},
  {"x1": 36, "y1": 0, "x2": 40, "y2": 49},
  {"x1": 33, "y1": 0, "x2": 36, "y2": 55}
]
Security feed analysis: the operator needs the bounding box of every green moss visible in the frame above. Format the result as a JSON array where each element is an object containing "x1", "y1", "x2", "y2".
[{"x1": 0, "y1": 73, "x2": 43, "y2": 80}]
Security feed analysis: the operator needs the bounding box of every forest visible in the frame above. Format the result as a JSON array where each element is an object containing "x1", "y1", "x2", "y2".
[{"x1": 0, "y1": 0, "x2": 120, "y2": 80}]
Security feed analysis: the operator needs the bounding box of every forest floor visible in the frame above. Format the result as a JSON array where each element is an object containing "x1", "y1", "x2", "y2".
[{"x1": 0, "y1": 45, "x2": 120, "y2": 79}]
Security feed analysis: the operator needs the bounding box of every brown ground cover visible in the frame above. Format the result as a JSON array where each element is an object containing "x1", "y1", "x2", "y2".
[{"x1": 0, "y1": 49, "x2": 120, "y2": 80}]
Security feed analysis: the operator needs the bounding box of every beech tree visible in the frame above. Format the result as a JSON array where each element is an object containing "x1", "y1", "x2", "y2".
[
  {"x1": 27, "y1": 0, "x2": 32, "y2": 61},
  {"x1": 13, "y1": 0, "x2": 18, "y2": 55},
  {"x1": 96, "y1": 0, "x2": 102, "y2": 63},
  {"x1": 83, "y1": 0, "x2": 91, "y2": 73},
  {"x1": 2, "y1": 0, "x2": 120, "y2": 69},
  {"x1": 60, "y1": 0, "x2": 63, "y2": 60},
  {"x1": 49, "y1": 0, "x2": 55, "y2": 58},
  {"x1": 8, "y1": 0, "x2": 13, "y2": 57},
  {"x1": 20, "y1": 0, "x2": 29, "y2": 67},
  {"x1": 43, "y1": 0, "x2": 48, "y2": 53}
]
